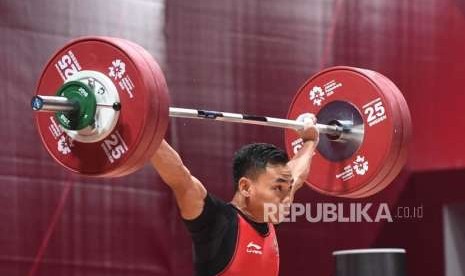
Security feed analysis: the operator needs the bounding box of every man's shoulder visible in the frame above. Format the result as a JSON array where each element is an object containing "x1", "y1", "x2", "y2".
[
  {"x1": 183, "y1": 193, "x2": 236, "y2": 233},
  {"x1": 207, "y1": 193, "x2": 237, "y2": 216}
]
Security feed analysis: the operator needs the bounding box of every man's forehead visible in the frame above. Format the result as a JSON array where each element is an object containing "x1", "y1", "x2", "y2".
[{"x1": 265, "y1": 164, "x2": 292, "y2": 177}]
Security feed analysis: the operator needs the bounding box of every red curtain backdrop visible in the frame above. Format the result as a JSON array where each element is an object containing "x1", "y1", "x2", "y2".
[{"x1": 1, "y1": 0, "x2": 465, "y2": 275}]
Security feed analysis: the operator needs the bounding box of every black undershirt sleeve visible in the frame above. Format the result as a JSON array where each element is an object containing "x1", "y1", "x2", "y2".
[
  {"x1": 182, "y1": 194, "x2": 271, "y2": 275},
  {"x1": 182, "y1": 194, "x2": 237, "y2": 276}
]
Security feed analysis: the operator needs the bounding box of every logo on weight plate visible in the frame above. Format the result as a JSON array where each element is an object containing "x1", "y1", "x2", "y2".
[
  {"x1": 309, "y1": 86, "x2": 325, "y2": 106},
  {"x1": 57, "y1": 135, "x2": 73, "y2": 155},
  {"x1": 108, "y1": 59, "x2": 126, "y2": 80},
  {"x1": 352, "y1": 155, "x2": 369, "y2": 175}
]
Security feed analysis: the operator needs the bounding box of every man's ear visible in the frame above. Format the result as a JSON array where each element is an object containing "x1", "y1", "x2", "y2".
[{"x1": 238, "y1": 177, "x2": 253, "y2": 197}]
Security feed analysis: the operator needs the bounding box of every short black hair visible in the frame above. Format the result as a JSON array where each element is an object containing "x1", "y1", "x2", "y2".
[{"x1": 232, "y1": 143, "x2": 289, "y2": 191}]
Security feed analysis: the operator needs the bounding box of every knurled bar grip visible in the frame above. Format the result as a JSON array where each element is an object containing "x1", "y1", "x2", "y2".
[{"x1": 169, "y1": 107, "x2": 342, "y2": 135}]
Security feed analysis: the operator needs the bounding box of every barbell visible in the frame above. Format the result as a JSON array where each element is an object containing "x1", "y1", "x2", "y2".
[{"x1": 31, "y1": 36, "x2": 412, "y2": 198}]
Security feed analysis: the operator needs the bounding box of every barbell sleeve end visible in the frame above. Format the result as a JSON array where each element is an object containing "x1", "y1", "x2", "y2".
[
  {"x1": 31, "y1": 96, "x2": 44, "y2": 111},
  {"x1": 31, "y1": 95, "x2": 79, "y2": 112}
]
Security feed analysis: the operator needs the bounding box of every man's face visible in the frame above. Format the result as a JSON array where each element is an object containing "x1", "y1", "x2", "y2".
[{"x1": 246, "y1": 164, "x2": 294, "y2": 223}]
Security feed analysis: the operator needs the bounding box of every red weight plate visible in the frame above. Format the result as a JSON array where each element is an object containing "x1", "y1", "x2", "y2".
[
  {"x1": 351, "y1": 70, "x2": 411, "y2": 198},
  {"x1": 113, "y1": 38, "x2": 170, "y2": 176},
  {"x1": 285, "y1": 67, "x2": 403, "y2": 197},
  {"x1": 98, "y1": 37, "x2": 163, "y2": 177},
  {"x1": 350, "y1": 70, "x2": 411, "y2": 198},
  {"x1": 382, "y1": 72, "x2": 411, "y2": 178},
  {"x1": 126, "y1": 41, "x2": 169, "y2": 175},
  {"x1": 341, "y1": 69, "x2": 405, "y2": 198},
  {"x1": 35, "y1": 37, "x2": 160, "y2": 177}
]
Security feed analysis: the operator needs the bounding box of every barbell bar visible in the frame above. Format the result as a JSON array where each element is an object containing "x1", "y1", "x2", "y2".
[{"x1": 31, "y1": 94, "x2": 353, "y2": 138}]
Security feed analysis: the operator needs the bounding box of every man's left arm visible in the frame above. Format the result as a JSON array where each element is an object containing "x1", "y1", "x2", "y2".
[
  {"x1": 286, "y1": 114, "x2": 319, "y2": 203},
  {"x1": 287, "y1": 140, "x2": 317, "y2": 202}
]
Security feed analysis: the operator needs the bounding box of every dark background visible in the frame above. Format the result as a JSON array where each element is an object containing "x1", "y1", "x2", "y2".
[{"x1": 1, "y1": 0, "x2": 465, "y2": 275}]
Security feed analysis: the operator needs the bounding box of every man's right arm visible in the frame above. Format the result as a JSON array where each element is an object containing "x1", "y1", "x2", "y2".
[{"x1": 150, "y1": 140, "x2": 207, "y2": 220}]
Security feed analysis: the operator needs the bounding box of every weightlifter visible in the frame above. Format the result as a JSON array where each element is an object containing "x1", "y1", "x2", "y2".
[{"x1": 151, "y1": 114, "x2": 319, "y2": 276}]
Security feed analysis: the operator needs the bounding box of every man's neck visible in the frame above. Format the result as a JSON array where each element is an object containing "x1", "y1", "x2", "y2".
[{"x1": 230, "y1": 193, "x2": 264, "y2": 223}]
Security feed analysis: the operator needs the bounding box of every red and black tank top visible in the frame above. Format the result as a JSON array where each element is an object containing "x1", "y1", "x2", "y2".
[
  {"x1": 183, "y1": 194, "x2": 280, "y2": 276},
  {"x1": 219, "y1": 213, "x2": 279, "y2": 276}
]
